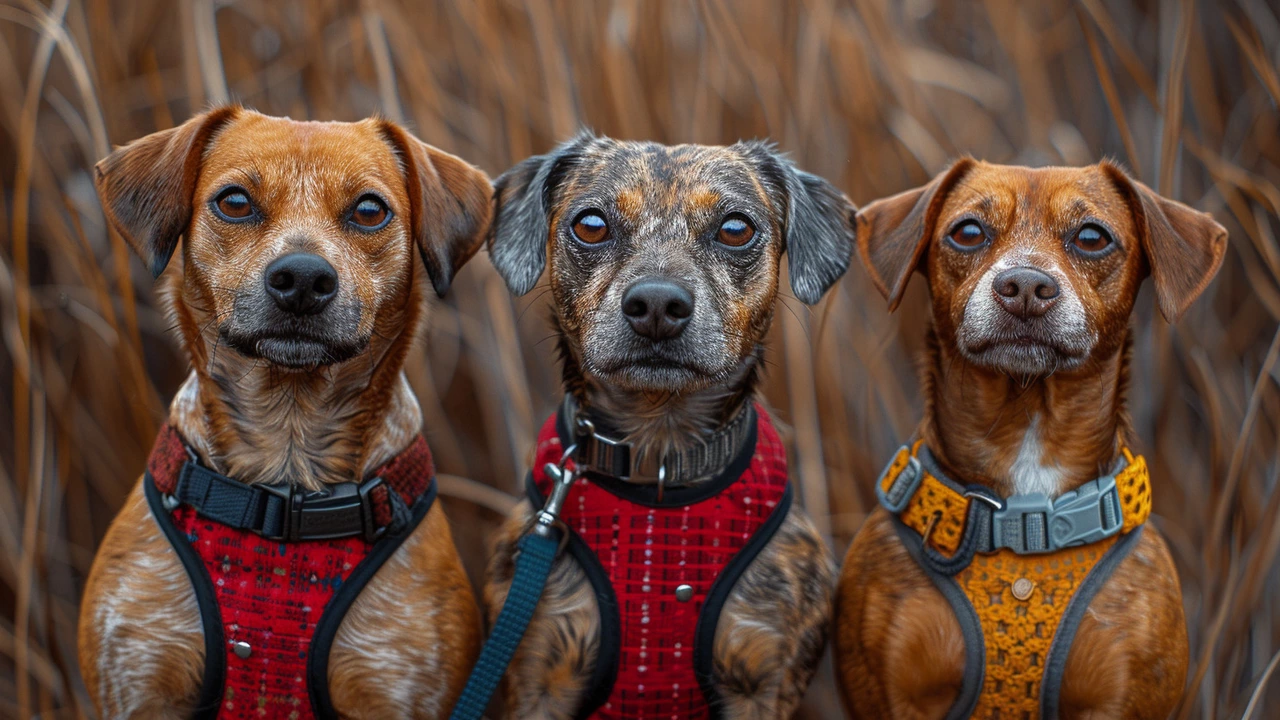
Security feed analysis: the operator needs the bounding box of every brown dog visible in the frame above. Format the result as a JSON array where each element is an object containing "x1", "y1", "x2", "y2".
[
  {"x1": 78, "y1": 107, "x2": 488, "y2": 719},
  {"x1": 482, "y1": 135, "x2": 853, "y2": 718},
  {"x1": 835, "y1": 159, "x2": 1226, "y2": 719}
]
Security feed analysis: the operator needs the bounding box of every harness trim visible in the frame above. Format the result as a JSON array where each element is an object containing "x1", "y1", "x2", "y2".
[
  {"x1": 144, "y1": 472, "x2": 226, "y2": 720},
  {"x1": 891, "y1": 516, "x2": 985, "y2": 720},
  {"x1": 692, "y1": 482, "x2": 794, "y2": 713},
  {"x1": 306, "y1": 484, "x2": 436, "y2": 718},
  {"x1": 1039, "y1": 525, "x2": 1143, "y2": 717}
]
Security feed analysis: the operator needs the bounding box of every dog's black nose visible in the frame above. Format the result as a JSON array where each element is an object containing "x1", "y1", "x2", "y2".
[
  {"x1": 265, "y1": 253, "x2": 338, "y2": 316},
  {"x1": 621, "y1": 277, "x2": 694, "y2": 340},
  {"x1": 993, "y1": 266, "x2": 1059, "y2": 319}
]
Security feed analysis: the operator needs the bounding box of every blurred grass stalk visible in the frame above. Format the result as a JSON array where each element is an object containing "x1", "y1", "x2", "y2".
[{"x1": 1, "y1": 0, "x2": 1279, "y2": 717}]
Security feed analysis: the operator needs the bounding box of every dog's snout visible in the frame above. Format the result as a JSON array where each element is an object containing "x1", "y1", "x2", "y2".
[
  {"x1": 992, "y1": 266, "x2": 1059, "y2": 319},
  {"x1": 265, "y1": 253, "x2": 338, "y2": 316},
  {"x1": 621, "y1": 277, "x2": 694, "y2": 341}
]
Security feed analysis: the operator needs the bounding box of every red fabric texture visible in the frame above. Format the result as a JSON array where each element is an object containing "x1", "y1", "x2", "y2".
[
  {"x1": 532, "y1": 404, "x2": 789, "y2": 720},
  {"x1": 146, "y1": 426, "x2": 434, "y2": 719}
]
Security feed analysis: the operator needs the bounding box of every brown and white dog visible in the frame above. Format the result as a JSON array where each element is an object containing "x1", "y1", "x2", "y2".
[
  {"x1": 482, "y1": 134, "x2": 854, "y2": 719},
  {"x1": 835, "y1": 160, "x2": 1226, "y2": 719},
  {"x1": 78, "y1": 107, "x2": 488, "y2": 719}
]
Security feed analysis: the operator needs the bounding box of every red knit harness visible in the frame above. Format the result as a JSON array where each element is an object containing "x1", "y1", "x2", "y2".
[
  {"x1": 144, "y1": 425, "x2": 437, "y2": 720},
  {"x1": 528, "y1": 404, "x2": 792, "y2": 720}
]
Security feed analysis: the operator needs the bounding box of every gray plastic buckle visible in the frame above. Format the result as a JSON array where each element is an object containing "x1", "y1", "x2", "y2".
[
  {"x1": 990, "y1": 476, "x2": 1123, "y2": 554},
  {"x1": 875, "y1": 447, "x2": 924, "y2": 513}
]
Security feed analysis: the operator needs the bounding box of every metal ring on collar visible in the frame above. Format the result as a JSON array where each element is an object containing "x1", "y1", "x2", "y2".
[{"x1": 964, "y1": 489, "x2": 1004, "y2": 510}]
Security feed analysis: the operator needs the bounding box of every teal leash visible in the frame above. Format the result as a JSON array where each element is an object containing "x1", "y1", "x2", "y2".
[{"x1": 448, "y1": 449, "x2": 576, "y2": 720}]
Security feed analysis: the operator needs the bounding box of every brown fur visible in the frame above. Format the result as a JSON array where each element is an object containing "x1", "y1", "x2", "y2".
[
  {"x1": 483, "y1": 136, "x2": 854, "y2": 718},
  {"x1": 78, "y1": 108, "x2": 489, "y2": 718},
  {"x1": 836, "y1": 161, "x2": 1226, "y2": 718}
]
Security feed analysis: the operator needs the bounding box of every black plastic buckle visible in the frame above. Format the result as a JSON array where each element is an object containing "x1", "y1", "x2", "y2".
[{"x1": 258, "y1": 479, "x2": 383, "y2": 542}]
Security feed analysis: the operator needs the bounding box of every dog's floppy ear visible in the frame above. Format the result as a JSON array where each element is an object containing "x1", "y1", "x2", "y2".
[
  {"x1": 1102, "y1": 163, "x2": 1228, "y2": 322},
  {"x1": 380, "y1": 122, "x2": 493, "y2": 297},
  {"x1": 856, "y1": 158, "x2": 975, "y2": 311},
  {"x1": 488, "y1": 133, "x2": 593, "y2": 296},
  {"x1": 94, "y1": 106, "x2": 239, "y2": 278},
  {"x1": 738, "y1": 142, "x2": 856, "y2": 305}
]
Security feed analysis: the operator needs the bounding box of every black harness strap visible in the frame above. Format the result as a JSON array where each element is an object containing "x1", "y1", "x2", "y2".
[
  {"x1": 693, "y1": 483, "x2": 794, "y2": 716},
  {"x1": 307, "y1": 482, "x2": 437, "y2": 718},
  {"x1": 172, "y1": 462, "x2": 394, "y2": 543},
  {"x1": 144, "y1": 473, "x2": 226, "y2": 720}
]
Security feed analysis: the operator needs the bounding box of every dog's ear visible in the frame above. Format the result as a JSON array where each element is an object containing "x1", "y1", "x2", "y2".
[
  {"x1": 738, "y1": 143, "x2": 856, "y2": 305},
  {"x1": 488, "y1": 133, "x2": 593, "y2": 296},
  {"x1": 379, "y1": 122, "x2": 493, "y2": 298},
  {"x1": 94, "y1": 106, "x2": 239, "y2": 278},
  {"x1": 1102, "y1": 163, "x2": 1228, "y2": 322},
  {"x1": 856, "y1": 158, "x2": 975, "y2": 311}
]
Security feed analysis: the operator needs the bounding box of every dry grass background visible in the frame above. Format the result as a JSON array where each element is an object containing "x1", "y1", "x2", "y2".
[{"x1": 1, "y1": 0, "x2": 1278, "y2": 717}]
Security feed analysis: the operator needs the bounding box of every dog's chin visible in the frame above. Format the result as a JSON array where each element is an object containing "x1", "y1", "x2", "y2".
[
  {"x1": 590, "y1": 356, "x2": 726, "y2": 393},
  {"x1": 222, "y1": 331, "x2": 368, "y2": 370},
  {"x1": 959, "y1": 337, "x2": 1089, "y2": 377}
]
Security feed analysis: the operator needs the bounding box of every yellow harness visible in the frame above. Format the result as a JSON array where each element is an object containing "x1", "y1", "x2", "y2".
[{"x1": 877, "y1": 442, "x2": 1152, "y2": 719}]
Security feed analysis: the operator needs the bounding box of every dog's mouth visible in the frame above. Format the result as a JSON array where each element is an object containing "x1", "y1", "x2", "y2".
[
  {"x1": 221, "y1": 329, "x2": 369, "y2": 369},
  {"x1": 959, "y1": 330, "x2": 1092, "y2": 376},
  {"x1": 590, "y1": 350, "x2": 727, "y2": 391}
]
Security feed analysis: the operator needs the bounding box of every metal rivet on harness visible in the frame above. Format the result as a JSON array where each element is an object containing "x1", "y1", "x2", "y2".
[
  {"x1": 232, "y1": 641, "x2": 252, "y2": 659},
  {"x1": 674, "y1": 584, "x2": 694, "y2": 602},
  {"x1": 1011, "y1": 577, "x2": 1035, "y2": 601}
]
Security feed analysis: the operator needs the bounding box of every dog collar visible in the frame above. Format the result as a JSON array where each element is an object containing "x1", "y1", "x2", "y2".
[
  {"x1": 146, "y1": 424, "x2": 434, "y2": 543},
  {"x1": 560, "y1": 395, "x2": 756, "y2": 488},
  {"x1": 876, "y1": 441, "x2": 1151, "y2": 573}
]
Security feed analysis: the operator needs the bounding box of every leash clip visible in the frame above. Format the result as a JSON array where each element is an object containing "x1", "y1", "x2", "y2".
[{"x1": 531, "y1": 444, "x2": 576, "y2": 555}]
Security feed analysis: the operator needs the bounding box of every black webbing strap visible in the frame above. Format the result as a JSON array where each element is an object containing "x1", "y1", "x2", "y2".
[
  {"x1": 175, "y1": 463, "x2": 291, "y2": 536},
  {"x1": 171, "y1": 461, "x2": 388, "y2": 542}
]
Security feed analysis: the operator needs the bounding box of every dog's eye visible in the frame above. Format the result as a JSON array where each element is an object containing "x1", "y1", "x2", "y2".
[
  {"x1": 1071, "y1": 224, "x2": 1114, "y2": 255},
  {"x1": 717, "y1": 215, "x2": 756, "y2": 247},
  {"x1": 213, "y1": 187, "x2": 255, "y2": 222},
  {"x1": 947, "y1": 220, "x2": 987, "y2": 249},
  {"x1": 572, "y1": 211, "x2": 609, "y2": 244},
  {"x1": 350, "y1": 196, "x2": 391, "y2": 231}
]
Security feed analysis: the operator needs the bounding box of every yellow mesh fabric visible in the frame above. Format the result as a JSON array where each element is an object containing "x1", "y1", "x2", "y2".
[
  {"x1": 958, "y1": 538, "x2": 1119, "y2": 718},
  {"x1": 882, "y1": 446, "x2": 1154, "y2": 718},
  {"x1": 881, "y1": 443, "x2": 970, "y2": 557},
  {"x1": 1116, "y1": 449, "x2": 1152, "y2": 532}
]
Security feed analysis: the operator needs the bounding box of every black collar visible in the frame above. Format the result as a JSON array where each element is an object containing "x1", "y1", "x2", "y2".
[
  {"x1": 552, "y1": 400, "x2": 759, "y2": 507},
  {"x1": 560, "y1": 396, "x2": 755, "y2": 482}
]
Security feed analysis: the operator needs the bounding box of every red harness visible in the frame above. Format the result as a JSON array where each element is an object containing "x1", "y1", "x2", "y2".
[
  {"x1": 144, "y1": 425, "x2": 436, "y2": 720},
  {"x1": 528, "y1": 404, "x2": 792, "y2": 719}
]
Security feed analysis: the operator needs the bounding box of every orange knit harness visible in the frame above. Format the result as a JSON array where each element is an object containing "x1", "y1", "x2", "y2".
[{"x1": 878, "y1": 442, "x2": 1152, "y2": 719}]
